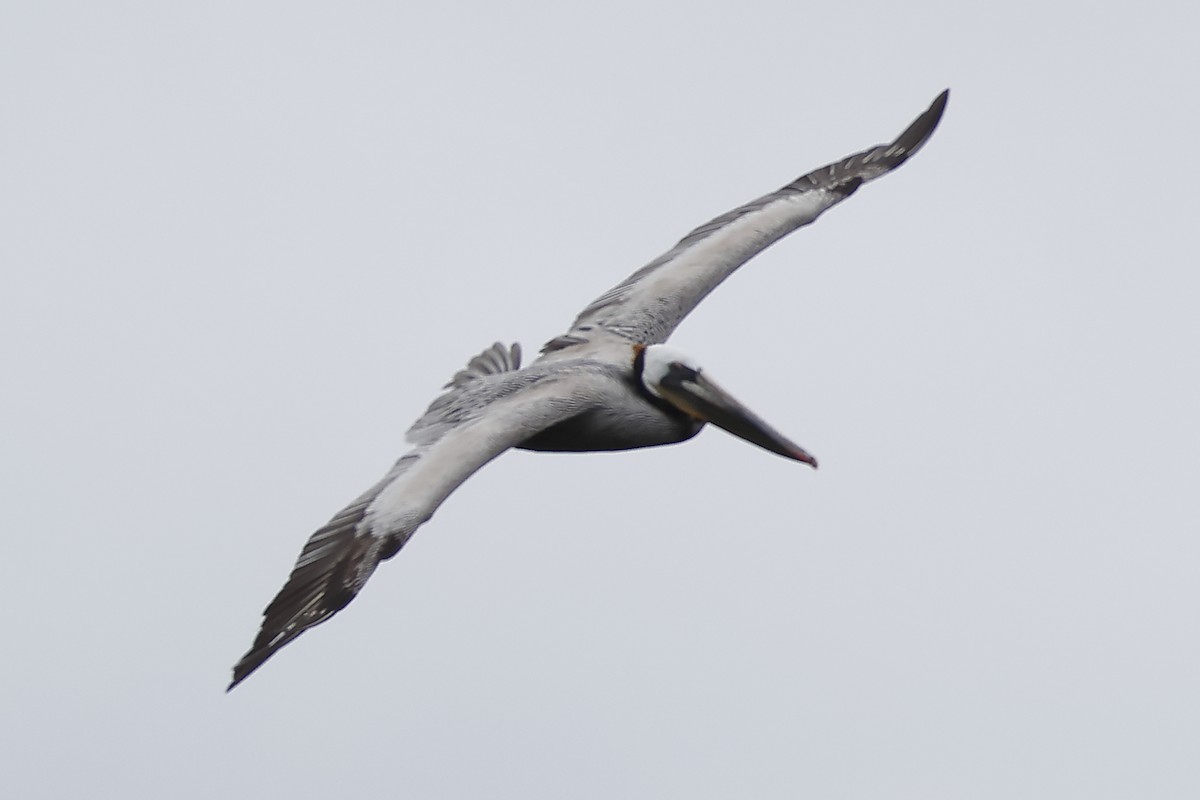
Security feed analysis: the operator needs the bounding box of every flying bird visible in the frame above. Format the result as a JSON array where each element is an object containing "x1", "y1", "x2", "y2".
[{"x1": 230, "y1": 89, "x2": 949, "y2": 689}]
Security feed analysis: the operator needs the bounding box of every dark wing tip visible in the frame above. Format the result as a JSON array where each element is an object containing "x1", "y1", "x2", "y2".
[
  {"x1": 227, "y1": 587, "x2": 354, "y2": 691},
  {"x1": 227, "y1": 611, "x2": 316, "y2": 691},
  {"x1": 228, "y1": 645, "x2": 278, "y2": 691},
  {"x1": 227, "y1": 589, "x2": 360, "y2": 691},
  {"x1": 784, "y1": 88, "x2": 949, "y2": 197},
  {"x1": 889, "y1": 88, "x2": 950, "y2": 162},
  {"x1": 227, "y1": 525, "x2": 382, "y2": 691},
  {"x1": 227, "y1": 580, "x2": 366, "y2": 691}
]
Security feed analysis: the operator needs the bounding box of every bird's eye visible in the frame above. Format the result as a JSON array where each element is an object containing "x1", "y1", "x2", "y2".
[{"x1": 671, "y1": 363, "x2": 700, "y2": 382}]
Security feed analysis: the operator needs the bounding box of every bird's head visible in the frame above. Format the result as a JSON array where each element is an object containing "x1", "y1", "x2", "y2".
[{"x1": 635, "y1": 343, "x2": 817, "y2": 467}]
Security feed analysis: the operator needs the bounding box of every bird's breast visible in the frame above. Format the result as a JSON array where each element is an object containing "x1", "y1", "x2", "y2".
[{"x1": 517, "y1": 398, "x2": 701, "y2": 453}]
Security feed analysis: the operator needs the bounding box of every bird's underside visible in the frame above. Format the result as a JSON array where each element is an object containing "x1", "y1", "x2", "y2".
[{"x1": 228, "y1": 89, "x2": 948, "y2": 690}]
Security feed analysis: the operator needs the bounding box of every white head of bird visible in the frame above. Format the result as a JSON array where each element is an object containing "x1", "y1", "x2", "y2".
[{"x1": 637, "y1": 343, "x2": 818, "y2": 467}]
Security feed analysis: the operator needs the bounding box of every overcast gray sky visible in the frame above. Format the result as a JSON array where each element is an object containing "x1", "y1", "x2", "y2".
[{"x1": 3, "y1": 2, "x2": 1198, "y2": 798}]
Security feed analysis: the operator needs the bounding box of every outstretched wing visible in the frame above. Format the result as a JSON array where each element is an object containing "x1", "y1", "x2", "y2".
[
  {"x1": 540, "y1": 90, "x2": 948, "y2": 354},
  {"x1": 229, "y1": 343, "x2": 599, "y2": 690}
]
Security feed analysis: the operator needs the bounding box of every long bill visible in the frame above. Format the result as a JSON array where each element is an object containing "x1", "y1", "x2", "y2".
[{"x1": 654, "y1": 369, "x2": 818, "y2": 468}]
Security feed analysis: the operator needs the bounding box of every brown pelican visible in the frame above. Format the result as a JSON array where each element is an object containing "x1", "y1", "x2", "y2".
[{"x1": 229, "y1": 90, "x2": 948, "y2": 689}]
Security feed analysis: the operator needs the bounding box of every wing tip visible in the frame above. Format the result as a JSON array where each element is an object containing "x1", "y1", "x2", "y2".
[
  {"x1": 228, "y1": 623, "x2": 300, "y2": 691},
  {"x1": 924, "y1": 87, "x2": 951, "y2": 132},
  {"x1": 227, "y1": 581, "x2": 365, "y2": 691},
  {"x1": 227, "y1": 646, "x2": 271, "y2": 692},
  {"x1": 784, "y1": 88, "x2": 949, "y2": 196},
  {"x1": 893, "y1": 88, "x2": 950, "y2": 160},
  {"x1": 933, "y1": 87, "x2": 950, "y2": 111}
]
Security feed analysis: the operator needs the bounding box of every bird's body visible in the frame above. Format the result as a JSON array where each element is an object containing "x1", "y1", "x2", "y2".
[
  {"x1": 230, "y1": 90, "x2": 949, "y2": 689},
  {"x1": 517, "y1": 352, "x2": 702, "y2": 453}
]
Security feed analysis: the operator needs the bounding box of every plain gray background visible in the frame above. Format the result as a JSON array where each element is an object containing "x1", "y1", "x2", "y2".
[{"x1": 3, "y1": 2, "x2": 1197, "y2": 797}]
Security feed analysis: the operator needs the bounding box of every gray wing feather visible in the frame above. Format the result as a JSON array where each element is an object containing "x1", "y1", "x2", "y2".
[
  {"x1": 444, "y1": 342, "x2": 522, "y2": 389},
  {"x1": 540, "y1": 89, "x2": 948, "y2": 354},
  {"x1": 229, "y1": 348, "x2": 597, "y2": 690}
]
